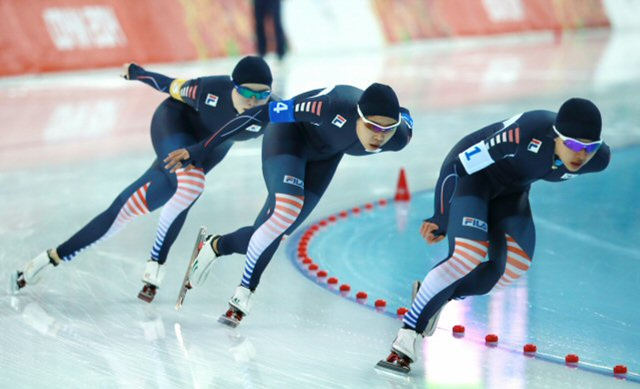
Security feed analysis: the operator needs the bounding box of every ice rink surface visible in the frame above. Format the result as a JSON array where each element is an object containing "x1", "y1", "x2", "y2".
[{"x1": 1, "y1": 29, "x2": 639, "y2": 388}]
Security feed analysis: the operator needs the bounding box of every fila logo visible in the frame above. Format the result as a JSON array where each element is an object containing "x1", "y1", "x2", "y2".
[
  {"x1": 283, "y1": 175, "x2": 304, "y2": 189},
  {"x1": 245, "y1": 124, "x2": 261, "y2": 132},
  {"x1": 527, "y1": 139, "x2": 541, "y2": 153},
  {"x1": 561, "y1": 173, "x2": 578, "y2": 180},
  {"x1": 462, "y1": 217, "x2": 488, "y2": 232},
  {"x1": 205, "y1": 93, "x2": 218, "y2": 107},
  {"x1": 331, "y1": 114, "x2": 346, "y2": 128}
]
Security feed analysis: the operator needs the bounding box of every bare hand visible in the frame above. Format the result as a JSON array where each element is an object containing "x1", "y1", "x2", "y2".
[
  {"x1": 121, "y1": 63, "x2": 132, "y2": 79},
  {"x1": 420, "y1": 221, "x2": 446, "y2": 245},
  {"x1": 164, "y1": 149, "x2": 194, "y2": 173}
]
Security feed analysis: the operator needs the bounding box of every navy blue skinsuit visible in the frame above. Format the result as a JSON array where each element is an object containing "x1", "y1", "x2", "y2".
[
  {"x1": 403, "y1": 110, "x2": 610, "y2": 333},
  {"x1": 56, "y1": 65, "x2": 275, "y2": 264},
  {"x1": 189, "y1": 85, "x2": 413, "y2": 290}
]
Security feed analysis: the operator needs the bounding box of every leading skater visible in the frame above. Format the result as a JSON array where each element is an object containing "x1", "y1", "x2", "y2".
[
  {"x1": 377, "y1": 98, "x2": 610, "y2": 373},
  {"x1": 12, "y1": 56, "x2": 277, "y2": 302},
  {"x1": 166, "y1": 83, "x2": 414, "y2": 326}
]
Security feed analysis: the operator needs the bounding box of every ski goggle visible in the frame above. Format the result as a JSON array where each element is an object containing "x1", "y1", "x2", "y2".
[
  {"x1": 357, "y1": 105, "x2": 401, "y2": 133},
  {"x1": 553, "y1": 126, "x2": 602, "y2": 153},
  {"x1": 234, "y1": 84, "x2": 271, "y2": 100}
]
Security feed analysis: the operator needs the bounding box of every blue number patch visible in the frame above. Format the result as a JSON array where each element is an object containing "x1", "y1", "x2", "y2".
[{"x1": 269, "y1": 100, "x2": 295, "y2": 123}]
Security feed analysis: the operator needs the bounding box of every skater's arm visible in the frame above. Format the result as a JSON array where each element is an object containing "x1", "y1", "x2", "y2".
[
  {"x1": 122, "y1": 63, "x2": 200, "y2": 109},
  {"x1": 422, "y1": 162, "x2": 459, "y2": 243},
  {"x1": 122, "y1": 63, "x2": 175, "y2": 94},
  {"x1": 164, "y1": 104, "x2": 273, "y2": 172}
]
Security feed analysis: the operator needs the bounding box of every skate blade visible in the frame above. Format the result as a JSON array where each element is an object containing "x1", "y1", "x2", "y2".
[
  {"x1": 137, "y1": 293, "x2": 153, "y2": 303},
  {"x1": 175, "y1": 226, "x2": 207, "y2": 310},
  {"x1": 218, "y1": 315, "x2": 240, "y2": 328},
  {"x1": 174, "y1": 282, "x2": 191, "y2": 310},
  {"x1": 375, "y1": 360, "x2": 410, "y2": 375},
  {"x1": 9, "y1": 271, "x2": 20, "y2": 295}
]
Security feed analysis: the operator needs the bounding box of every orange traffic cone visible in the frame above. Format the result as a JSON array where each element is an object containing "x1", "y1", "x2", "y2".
[{"x1": 394, "y1": 168, "x2": 411, "y2": 202}]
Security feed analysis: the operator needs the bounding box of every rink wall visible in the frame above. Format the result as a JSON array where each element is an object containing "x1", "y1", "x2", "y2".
[{"x1": 1, "y1": 0, "x2": 638, "y2": 76}]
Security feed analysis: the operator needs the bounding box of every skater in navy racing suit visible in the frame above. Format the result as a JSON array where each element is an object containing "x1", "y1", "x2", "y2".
[
  {"x1": 379, "y1": 98, "x2": 610, "y2": 373},
  {"x1": 167, "y1": 83, "x2": 414, "y2": 325},
  {"x1": 12, "y1": 57, "x2": 277, "y2": 302}
]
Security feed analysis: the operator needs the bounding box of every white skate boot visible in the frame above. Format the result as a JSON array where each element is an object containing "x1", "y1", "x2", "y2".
[
  {"x1": 189, "y1": 235, "x2": 222, "y2": 288},
  {"x1": 376, "y1": 328, "x2": 418, "y2": 374},
  {"x1": 218, "y1": 286, "x2": 254, "y2": 328},
  {"x1": 11, "y1": 250, "x2": 61, "y2": 294},
  {"x1": 138, "y1": 260, "x2": 166, "y2": 303}
]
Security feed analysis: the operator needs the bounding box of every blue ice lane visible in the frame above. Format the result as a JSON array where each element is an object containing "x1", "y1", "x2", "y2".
[{"x1": 287, "y1": 147, "x2": 640, "y2": 376}]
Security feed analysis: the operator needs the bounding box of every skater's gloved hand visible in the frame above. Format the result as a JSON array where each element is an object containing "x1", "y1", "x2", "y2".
[
  {"x1": 121, "y1": 63, "x2": 143, "y2": 80},
  {"x1": 420, "y1": 217, "x2": 446, "y2": 245},
  {"x1": 164, "y1": 148, "x2": 195, "y2": 173}
]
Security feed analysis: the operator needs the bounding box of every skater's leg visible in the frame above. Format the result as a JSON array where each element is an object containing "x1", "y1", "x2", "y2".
[
  {"x1": 403, "y1": 176, "x2": 492, "y2": 335},
  {"x1": 216, "y1": 226, "x2": 255, "y2": 255},
  {"x1": 139, "y1": 106, "x2": 231, "y2": 300},
  {"x1": 149, "y1": 168, "x2": 205, "y2": 263},
  {"x1": 55, "y1": 161, "x2": 173, "y2": 261},
  {"x1": 240, "y1": 152, "x2": 341, "y2": 292},
  {"x1": 240, "y1": 154, "x2": 305, "y2": 292},
  {"x1": 454, "y1": 191, "x2": 535, "y2": 295},
  {"x1": 13, "y1": 161, "x2": 173, "y2": 292},
  {"x1": 382, "y1": 175, "x2": 491, "y2": 369},
  {"x1": 57, "y1": 100, "x2": 195, "y2": 262},
  {"x1": 218, "y1": 151, "x2": 341, "y2": 255}
]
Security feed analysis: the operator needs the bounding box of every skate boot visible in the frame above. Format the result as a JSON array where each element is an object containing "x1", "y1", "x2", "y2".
[
  {"x1": 138, "y1": 260, "x2": 166, "y2": 303},
  {"x1": 376, "y1": 328, "x2": 418, "y2": 374},
  {"x1": 218, "y1": 286, "x2": 253, "y2": 328},
  {"x1": 189, "y1": 234, "x2": 222, "y2": 288},
  {"x1": 11, "y1": 250, "x2": 61, "y2": 294}
]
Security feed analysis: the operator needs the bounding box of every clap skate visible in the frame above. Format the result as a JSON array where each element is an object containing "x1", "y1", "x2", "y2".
[
  {"x1": 11, "y1": 250, "x2": 60, "y2": 294},
  {"x1": 175, "y1": 226, "x2": 208, "y2": 310},
  {"x1": 218, "y1": 286, "x2": 253, "y2": 328},
  {"x1": 138, "y1": 260, "x2": 166, "y2": 303},
  {"x1": 376, "y1": 328, "x2": 418, "y2": 374}
]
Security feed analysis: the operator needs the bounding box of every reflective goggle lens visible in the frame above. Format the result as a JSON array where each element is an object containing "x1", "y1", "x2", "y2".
[
  {"x1": 234, "y1": 84, "x2": 271, "y2": 100},
  {"x1": 357, "y1": 105, "x2": 401, "y2": 133},
  {"x1": 363, "y1": 121, "x2": 398, "y2": 133},
  {"x1": 553, "y1": 126, "x2": 602, "y2": 153},
  {"x1": 563, "y1": 138, "x2": 602, "y2": 153}
]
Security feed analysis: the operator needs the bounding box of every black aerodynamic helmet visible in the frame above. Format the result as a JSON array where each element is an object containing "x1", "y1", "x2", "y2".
[
  {"x1": 555, "y1": 98, "x2": 602, "y2": 141},
  {"x1": 232, "y1": 56, "x2": 273, "y2": 87}
]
